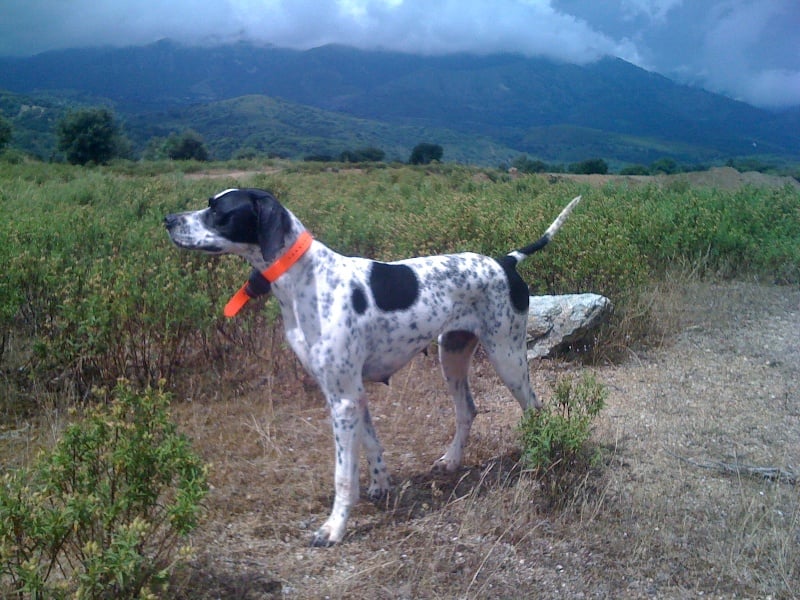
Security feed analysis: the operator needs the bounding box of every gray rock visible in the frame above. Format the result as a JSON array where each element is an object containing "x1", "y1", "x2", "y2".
[{"x1": 526, "y1": 294, "x2": 613, "y2": 359}]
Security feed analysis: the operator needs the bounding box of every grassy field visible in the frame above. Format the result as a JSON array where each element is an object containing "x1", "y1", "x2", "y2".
[{"x1": 1, "y1": 159, "x2": 799, "y2": 598}]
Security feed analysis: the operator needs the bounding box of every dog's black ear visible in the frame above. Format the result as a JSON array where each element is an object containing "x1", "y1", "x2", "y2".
[{"x1": 250, "y1": 190, "x2": 291, "y2": 262}]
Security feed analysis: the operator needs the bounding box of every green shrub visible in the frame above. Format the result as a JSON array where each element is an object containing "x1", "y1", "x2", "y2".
[
  {"x1": 519, "y1": 373, "x2": 607, "y2": 473},
  {"x1": 1, "y1": 162, "x2": 798, "y2": 396},
  {"x1": 55, "y1": 107, "x2": 129, "y2": 166},
  {"x1": 619, "y1": 164, "x2": 650, "y2": 175},
  {"x1": 0, "y1": 173, "x2": 243, "y2": 388},
  {"x1": 0, "y1": 382, "x2": 208, "y2": 599},
  {"x1": 408, "y1": 142, "x2": 443, "y2": 165},
  {"x1": 568, "y1": 158, "x2": 608, "y2": 175}
]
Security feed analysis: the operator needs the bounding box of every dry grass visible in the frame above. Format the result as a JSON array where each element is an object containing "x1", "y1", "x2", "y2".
[
  {"x1": 2, "y1": 280, "x2": 797, "y2": 599},
  {"x1": 155, "y1": 280, "x2": 800, "y2": 599}
]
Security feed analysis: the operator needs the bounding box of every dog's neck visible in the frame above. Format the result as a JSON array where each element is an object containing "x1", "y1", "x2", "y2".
[
  {"x1": 224, "y1": 213, "x2": 316, "y2": 318},
  {"x1": 242, "y1": 210, "x2": 309, "y2": 271}
]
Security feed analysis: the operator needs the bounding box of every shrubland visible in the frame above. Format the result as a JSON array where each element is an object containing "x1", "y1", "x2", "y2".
[{"x1": 2, "y1": 160, "x2": 797, "y2": 395}]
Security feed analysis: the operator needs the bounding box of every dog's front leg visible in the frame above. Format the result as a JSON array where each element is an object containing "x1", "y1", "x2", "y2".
[{"x1": 312, "y1": 394, "x2": 363, "y2": 547}]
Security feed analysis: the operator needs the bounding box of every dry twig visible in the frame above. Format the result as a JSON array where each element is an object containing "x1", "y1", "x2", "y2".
[{"x1": 666, "y1": 450, "x2": 797, "y2": 485}]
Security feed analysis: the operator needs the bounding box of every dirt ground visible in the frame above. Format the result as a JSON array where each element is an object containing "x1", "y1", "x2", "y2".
[
  {"x1": 541, "y1": 166, "x2": 800, "y2": 191},
  {"x1": 167, "y1": 279, "x2": 799, "y2": 599}
]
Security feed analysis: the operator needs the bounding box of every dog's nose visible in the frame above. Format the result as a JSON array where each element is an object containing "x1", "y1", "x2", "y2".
[{"x1": 164, "y1": 214, "x2": 178, "y2": 229}]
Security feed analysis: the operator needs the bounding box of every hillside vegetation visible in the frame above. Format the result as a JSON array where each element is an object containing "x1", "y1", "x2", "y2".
[
  {"x1": 2, "y1": 159, "x2": 798, "y2": 397},
  {"x1": 2, "y1": 42, "x2": 799, "y2": 165}
]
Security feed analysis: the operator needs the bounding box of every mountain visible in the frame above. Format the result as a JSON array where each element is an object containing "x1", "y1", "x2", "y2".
[
  {"x1": 125, "y1": 94, "x2": 519, "y2": 164},
  {"x1": 0, "y1": 40, "x2": 798, "y2": 165}
]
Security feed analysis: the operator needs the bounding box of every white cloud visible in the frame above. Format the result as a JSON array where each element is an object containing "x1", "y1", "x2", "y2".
[
  {"x1": 621, "y1": 0, "x2": 683, "y2": 22},
  {"x1": 745, "y1": 69, "x2": 800, "y2": 108},
  {"x1": 0, "y1": 0, "x2": 797, "y2": 107},
  {"x1": 691, "y1": 0, "x2": 800, "y2": 107}
]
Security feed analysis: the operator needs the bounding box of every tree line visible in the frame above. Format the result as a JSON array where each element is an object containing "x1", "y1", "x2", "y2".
[
  {"x1": 0, "y1": 106, "x2": 446, "y2": 166},
  {"x1": 0, "y1": 106, "x2": 791, "y2": 177}
]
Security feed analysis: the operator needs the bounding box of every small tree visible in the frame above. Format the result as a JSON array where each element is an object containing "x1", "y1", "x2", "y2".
[
  {"x1": 512, "y1": 155, "x2": 550, "y2": 174},
  {"x1": 56, "y1": 107, "x2": 124, "y2": 165},
  {"x1": 650, "y1": 157, "x2": 680, "y2": 175},
  {"x1": 0, "y1": 115, "x2": 11, "y2": 151},
  {"x1": 164, "y1": 129, "x2": 210, "y2": 161},
  {"x1": 340, "y1": 146, "x2": 385, "y2": 163},
  {"x1": 409, "y1": 142, "x2": 443, "y2": 165},
  {"x1": 619, "y1": 164, "x2": 650, "y2": 176},
  {"x1": 568, "y1": 158, "x2": 608, "y2": 175}
]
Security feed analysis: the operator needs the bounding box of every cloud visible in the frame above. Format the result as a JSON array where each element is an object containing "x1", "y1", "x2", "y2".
[
  {"x1": 0, "y1": 0, "x2": 797, "y2": 107},
  {"x1": 685, "y1": 0, "x2": 800, "y2": 107},
  {"x1": 620, "y1": 0, "x2": 683, "y2": 22},
  {"x1": 1, "y1": 0, "x2": 638, "y2": 63}
]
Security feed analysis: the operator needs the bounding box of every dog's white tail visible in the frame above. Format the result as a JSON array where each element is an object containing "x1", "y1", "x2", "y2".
[{"x1": 506, "y1": 195, "x2": 581, "y2": 265}]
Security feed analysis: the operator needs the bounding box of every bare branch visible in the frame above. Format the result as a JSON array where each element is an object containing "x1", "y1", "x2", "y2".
[{"x1": 666, "y1": 450, "x2": 797, "y2": 485}]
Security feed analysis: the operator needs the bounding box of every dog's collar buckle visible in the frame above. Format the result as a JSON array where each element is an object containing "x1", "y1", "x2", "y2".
[{"x1": 224, "y1": 231, "x2": 313, "y2": 318}]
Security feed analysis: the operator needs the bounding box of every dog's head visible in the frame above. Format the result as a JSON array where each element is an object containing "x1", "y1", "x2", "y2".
[{"x1": 164, "y1": 188, "x2": 291, "y2": 262}]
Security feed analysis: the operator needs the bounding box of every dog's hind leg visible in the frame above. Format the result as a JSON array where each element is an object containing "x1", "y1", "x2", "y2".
[
  {"x1": 433, "y1": 331, "x2": 479, "y2": 473},
  {"x1": 482, "y1": 327, "x2": 541, "y2": 413},
  {"x1": 361, "y1": 400, "x2": 390, "y2": 499}
]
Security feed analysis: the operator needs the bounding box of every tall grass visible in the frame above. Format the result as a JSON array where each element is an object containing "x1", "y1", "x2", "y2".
[{"x1": 1, "y1": 162, "x2": 798, "y2": 397}]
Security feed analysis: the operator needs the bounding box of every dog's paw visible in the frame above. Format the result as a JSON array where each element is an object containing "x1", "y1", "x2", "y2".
[
  {"x1": 431, "y1": 456, "x2": 460, "y2": 474},
  {"x1": 366, "y1": 484, "x2": 391, "y2": 502},
  {"x1": 310, "y1": 521, "x2": 344, "y2": 547},
  {"x1": 310, "y1": 530, "x2": 337, "y2": 548}
]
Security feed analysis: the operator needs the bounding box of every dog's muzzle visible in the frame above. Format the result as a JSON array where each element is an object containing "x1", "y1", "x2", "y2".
[{"x1": 163, "y1": 213, "x2": 180, "y2": 231}]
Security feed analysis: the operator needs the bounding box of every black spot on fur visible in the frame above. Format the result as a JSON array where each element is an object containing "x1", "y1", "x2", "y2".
[
  {"x1": 496, "y1": 256, "x2": 530, "y2": 313},
  {"x1": 351, "y1": 285, "x2": 368, "y2": 315},
  {"x1": 440, "y1": 330, "x2": 477, "y2": 352},
  {"x1": 368, "y1": 262, "x2": 419, "y2": 312}
]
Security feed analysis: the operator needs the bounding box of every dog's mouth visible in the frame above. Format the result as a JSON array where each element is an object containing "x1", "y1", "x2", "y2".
[
  {"x1": 167, "y1": 236, "x2": 224, "y2": 254},
  {"x1": 164, "y1": 213, "x2": 225, "y2": 253}
]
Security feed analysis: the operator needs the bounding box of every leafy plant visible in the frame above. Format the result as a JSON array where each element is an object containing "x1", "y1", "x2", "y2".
[
  {"x1": 0, "y1": 382, "x2": 208, "y2": 599},
  {"x1": 518, "y1": 373, "x2": 607, "y2": 506}
]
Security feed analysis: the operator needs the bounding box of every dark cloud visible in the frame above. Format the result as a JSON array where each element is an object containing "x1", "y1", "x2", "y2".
[{"x1": 1, "y1": 0, "x2": 797, "y2": 108}]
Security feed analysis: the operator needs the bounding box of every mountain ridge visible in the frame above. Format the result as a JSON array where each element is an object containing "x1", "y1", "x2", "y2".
[{"x1": 0, "y1": 40, "x2": 797, "y2": 164}]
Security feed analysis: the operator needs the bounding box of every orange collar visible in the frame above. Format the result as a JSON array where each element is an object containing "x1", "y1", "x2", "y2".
[{"x1": 224, "y1": 231, "x2": 313, "y2": 317}]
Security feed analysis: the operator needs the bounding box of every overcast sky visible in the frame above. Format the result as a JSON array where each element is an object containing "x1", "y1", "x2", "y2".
[{"x1": 1, "y1": 0, "x2": 798, "y2": 109}]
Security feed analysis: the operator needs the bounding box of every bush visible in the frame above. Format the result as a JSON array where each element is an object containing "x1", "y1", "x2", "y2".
[
  {"x1": 568, "y1": 158, "x2": 608, "y2": 175},
  {"x1": 55, "y1": 107, "x2": 128, "y2": 165},
  {"x1": 409, "y1": 142, "x2": 443, "y2": 165},
  {"x1": 518, "y1": 373, "x2": 607, "y2": 506},
  {"x1": 0, "y1": 115, "x2": 11, "y2": 151},
  {"x1": 0, "y1": 382, "x2": 208, "y2": 598},
  {"x1": 511, "y1": 155, "x2": 550, "y2": 174},
  {"x1": 340, "y1": 146, "x2": 385, "y2": 163},
  {"x1": 0, "y1": 173, "x2": 240, "y2": 390},
  {"x1": 650, "y1": 157, "x2": 680, "y2": 175},
  {"x1": 2, "y1": 163, "x2": 798, "y2": 397},
  {"x1": 163, "y1": 130, "x2": 210, "y2": 161},
  {"x1": 519, "y1": 373, "x2": 607, "y2": 472},
  {"x1": 619, "y1": 164, "x2": 650, "y2": 175}
]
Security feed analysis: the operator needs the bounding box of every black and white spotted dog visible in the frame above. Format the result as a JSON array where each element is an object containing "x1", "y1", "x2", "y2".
[{"x1": 164, "y1": 188, "x2": 581, "y2": 546}]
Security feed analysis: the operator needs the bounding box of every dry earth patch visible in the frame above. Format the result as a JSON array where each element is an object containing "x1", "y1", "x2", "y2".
[{"x1": 167, "y1": 280, "x2": 799, "y2": 599}]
